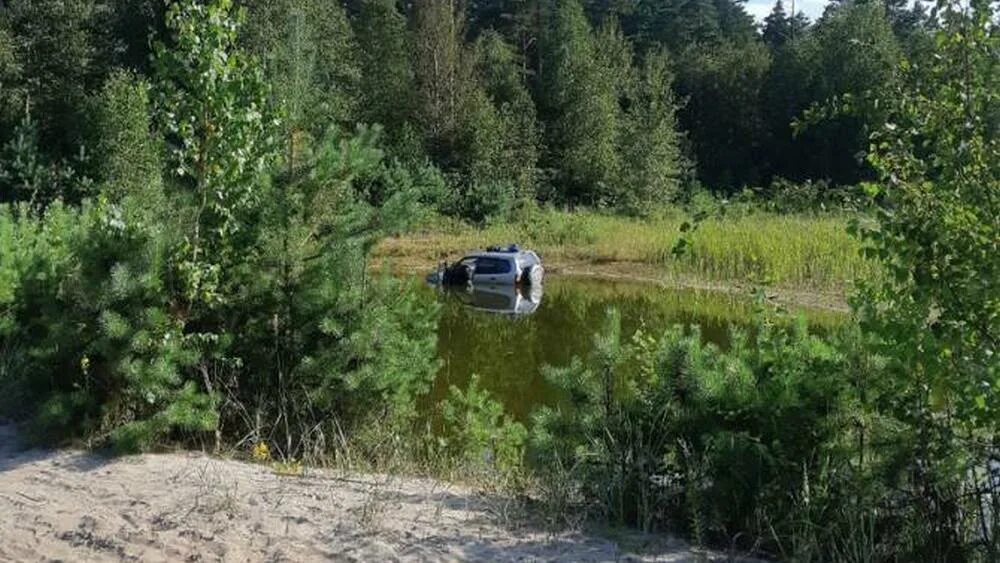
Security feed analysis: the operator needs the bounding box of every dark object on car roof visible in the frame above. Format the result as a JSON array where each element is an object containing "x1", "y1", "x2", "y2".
[{"x1": 485, "y1": 244, "x2": 520, "y2": 253}]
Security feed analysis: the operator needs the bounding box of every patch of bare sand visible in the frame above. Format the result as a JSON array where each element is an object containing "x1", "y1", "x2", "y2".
[{"x1": 0, "y1": 424, "x2": 740, "y2": 562}]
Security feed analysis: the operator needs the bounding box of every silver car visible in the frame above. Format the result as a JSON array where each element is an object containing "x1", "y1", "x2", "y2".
[
  {"x1": 431, "y1": 245, "x2": 544, "y2": 287},
  {"x1": 455, "y1": 248, "x2": 543, "y2": 286}
]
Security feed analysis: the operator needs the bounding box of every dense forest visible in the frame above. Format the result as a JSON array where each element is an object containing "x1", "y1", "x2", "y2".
[
  {"x1": 1, "y1": 0, "x2": 997, "y2": 560},
  {"x1": 2, "y1": 0, "x2": 930, "y2": 217}
]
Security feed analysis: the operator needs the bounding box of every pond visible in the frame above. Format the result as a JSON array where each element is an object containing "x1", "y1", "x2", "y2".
[{"x1": 421, "y1": 276, "x2": 846, "y2": 423}]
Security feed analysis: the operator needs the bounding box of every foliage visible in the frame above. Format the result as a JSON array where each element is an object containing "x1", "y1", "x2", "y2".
[
  {"x1": 412, "y1": 0, "x2": 471, "y2": 159},
  {"x1": 849, "y1": 1, "x2": 1000, "y2": 558},
  {"x1": 676, "y1": 41, "x2": 772, "y2": 190},
  {"x1": 782, "y1": 1, "x2": 902, "y2": 185},
  {"x1": 236, "y1": 125, "x2": 440, "y2": 459},
  {"x1": 88, "y1": 70, "x2": 163, "y2": 211},
  {"x1": 0, "y1": 114, "x2": 89, "y2": 206},
  {"x1": 751, "y1": 177, "x2": 867, "y2": 213},
  {"x1": 522, "y1": 3, "x2": 999, "y2": 558},
  {"x1": 540, "y1": 0, "x2": 621, "y2": 206},
  {"x1": 0, "y1": 0, "x2": 994, "y2": 559},
  {"x1": 242, "y1": 0, "x2": 360, "y2": 137},
  {"x1": 0, "y1": 0, "x2": 440, "y2": 461},
  {"x1": 0, "y1": 0, "x2": 935, "y2": 206},
  {"x1": 408, "y1": 3, "x2": 540, "y2": 223},
  {"x1": 857, "y1": 0, "x2": 998, "y2": 427},
  {"x1": 467, "y1": 30, "x2": 540, "y2": 203},
  {"x1": 0, "y1": 202, "x2": 80, "y2": 417},
  {"x1": 618, "y1": 48, "x2": 685, "y2": 212},
  {"x1": 0, "y1": 200, "x2": 214, "y2": 449},
  {"x1": 447, "y1": 179, "x2": 519, "y2": 226},
  {"x1": 0, "y1": 25, "x2": 24, "y2": 128},
  {"x1": 531, "y1": 305, "x2": 858, "y2": 551},
  {"x1": 352, "y1": 0, "x2": 418, "y2": 154},
  {"x1": 152, "y1": 0, "x2": 279, "y2": 307},
  {"x1": 440, "y1": 374, "x2": 527, "y2": 477},
  {"x1": 0, "y1": 0, "x2": 99, "y2": 157}
]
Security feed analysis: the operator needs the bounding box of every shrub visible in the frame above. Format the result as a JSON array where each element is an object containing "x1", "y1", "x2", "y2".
[
  {"x1": 520, "y1": 207, "x2": 599, "y2": 246},
  {"x1": 531, "y1": 305, "x2": 862, "y2": 554},
  {"x1": 447, "y1": 179, "x2": 518, "y2": 226},
  {"x1": 0, "y1": 199, "x2": 215, "y2": 447},
  {"x1": 439, "y1": 374, "x2": 527, "y2": 479},
  {"x1": 0, "y1": 202, "x2": 79, "y2": 418}
]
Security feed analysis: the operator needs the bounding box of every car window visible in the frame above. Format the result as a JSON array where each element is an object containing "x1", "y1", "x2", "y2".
[{"x1": 473, "y1": 257, "x2": 512, "y2": 275}]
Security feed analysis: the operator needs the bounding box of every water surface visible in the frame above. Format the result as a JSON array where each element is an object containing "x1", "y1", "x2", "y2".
[{"x1": 423, "y1": 276, "x2": 844, "y2": 422}]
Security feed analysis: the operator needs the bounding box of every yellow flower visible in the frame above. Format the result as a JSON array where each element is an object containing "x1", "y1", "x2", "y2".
[{"x1": 251, "y1": 442, "x2": 270, "y2": 462}]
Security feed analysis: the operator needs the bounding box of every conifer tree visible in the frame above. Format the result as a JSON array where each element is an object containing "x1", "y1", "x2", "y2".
[
  {"x1": 89, "y1": 70, "x2": 163, "y2": 212},
  {"x1": 541, "y1": 0, "x2": 621, "y2": 205},
  {"x1": 412, "y1": 0, "x2": 473, "y2": 163},
  {"x1": 712, "y1": 0, "x2": 757, "y2": 44},
  {"x1": 651, "y1": 0, "x2": 723, "y2": 51},
  {"x1": 0, "y1": 114, "x2": 83, "y2": 206},
  {"x1": 471, "y1": 30, "x2": 540, "y2": 200},
  {"x1": 620, "y1": 49, "x2": 685, "y2": 211},
  {"x1": 762, "y1": 0, "x2": 792, "y2": 49},
  {"x1": 353, "y1": 0, "x2": 418, "y2": 154},
  {"x1": 0, "y1": 0, "x2": 99, "y2": 158},
  {"x1": 242, "y1": 0, "x2": 360, "y2": 137}
]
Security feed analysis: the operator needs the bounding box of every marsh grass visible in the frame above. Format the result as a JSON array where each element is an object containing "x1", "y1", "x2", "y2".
[{"x1": 377, "y1": 208, "x2": 878, "y2": 290}]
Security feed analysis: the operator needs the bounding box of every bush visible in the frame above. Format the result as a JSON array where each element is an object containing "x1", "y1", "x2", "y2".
[
  {"x1": 531, "y1": 305, "x2": 864, "y2": 554},
  {"x1": 520, "y1": 207, "x2": 599, "y2": 246},
  {"x1": 445, "y1": 179, "x2": 518, "y2": 225},
  {"x1": 757, "y1": 178, "x2": 866, "y2": 213},
  {"x1": 439, "y1": 374, "x2": 527, "y2": 479},
  {"x1": 0, "y1": 202, "x2": 79, "y2": 418},
  {"x1": 0, "y1": 199, "x2": 215, "y2": 447}
]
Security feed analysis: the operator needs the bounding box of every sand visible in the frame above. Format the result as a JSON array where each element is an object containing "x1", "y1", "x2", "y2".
[{"x1": 0, "y1": 423, "x2": 735, "y2": 562}]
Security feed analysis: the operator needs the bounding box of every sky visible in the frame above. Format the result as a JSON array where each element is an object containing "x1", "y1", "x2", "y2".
[{"x1": 743, "y1": 0, "x2": 830, "y2": 23}]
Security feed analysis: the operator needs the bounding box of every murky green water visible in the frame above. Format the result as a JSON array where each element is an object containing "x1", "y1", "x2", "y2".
[{"x1": 421, "y1": 276, "x2": 845, "y2": 422}]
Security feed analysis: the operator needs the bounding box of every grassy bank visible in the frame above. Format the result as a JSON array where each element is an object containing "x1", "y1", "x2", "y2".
[{"x1": 376, "y1": 208, "x2": 877, "y2": 294}]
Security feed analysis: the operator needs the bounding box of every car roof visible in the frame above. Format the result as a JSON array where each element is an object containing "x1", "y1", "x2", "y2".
[{"x1": 463, "y1": 251, "x2": 523, "y2": 260}]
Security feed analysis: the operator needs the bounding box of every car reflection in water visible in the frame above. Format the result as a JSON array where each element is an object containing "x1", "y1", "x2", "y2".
[{"x1": 444, "y1": 283, "x2": 543, "y2": 315}]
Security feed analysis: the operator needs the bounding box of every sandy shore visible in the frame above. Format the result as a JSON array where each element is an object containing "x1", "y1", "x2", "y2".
[{"x1": 0, "y1": 424, "x2": 737, "y2": 562}]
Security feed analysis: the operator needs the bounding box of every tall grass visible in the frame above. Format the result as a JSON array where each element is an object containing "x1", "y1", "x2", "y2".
[{"x1": 377, "y1": 208, "x2": 878, "y2": 290}]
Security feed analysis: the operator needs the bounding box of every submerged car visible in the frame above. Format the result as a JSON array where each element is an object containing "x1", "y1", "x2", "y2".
[{"x1": 429, "y1": 245, "x2": 543, "y2": 287}]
